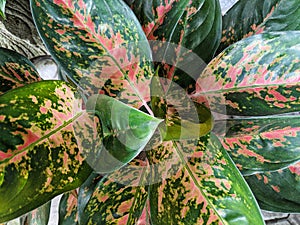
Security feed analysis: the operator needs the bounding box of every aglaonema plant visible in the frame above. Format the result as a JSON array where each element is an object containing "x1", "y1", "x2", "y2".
[{"x1": 0, "y1": 0, "x2": 299, "y2": 224}]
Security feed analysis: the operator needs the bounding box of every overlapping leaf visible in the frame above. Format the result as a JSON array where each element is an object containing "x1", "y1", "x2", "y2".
[
  {"x1": 78, "y1": 160, "x2": 149, "y2": 225},
  {"x1": 126, "y1": 0, "x2": 222, "y2": 92},
  {"x1": 59, "y1": 191, "x2": 79, "y2": 225},
  {"x1": 245, "y1": 161, "x2": 300, "y2": 213},
  {"x1": 0, "y1": 0, "x2": 5, "y2": 19},
  {"x1": 191, "y1": 31, "x2": 300, "y2": 116},
  {"x1": 85, "y1": 94, "x2": 162, "y2": 173},
  {"x1": 218, "y1": 0, "x2": 300, "y2": 52},
  {"x1": 30, "y1": 0, "x2": 154, "y2": 110},
  {"x1": 218, "y1": 115, "x2": 300, "y2": 175},
  {"x1": 147, "y1": 134, "x2": 264, "y2": 224},
  {"x1": 25, "y1": 201, "x2": 51, "y2": 225},
  {"x1": 0, "y1": 81, "x2": 95, "y2": 223},
  {"x1": 0, "y1": 48, "x2": 41, "y2": 95}
]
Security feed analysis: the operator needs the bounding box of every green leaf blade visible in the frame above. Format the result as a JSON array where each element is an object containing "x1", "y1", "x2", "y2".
[
  {"x1": 0, "y1": 0, "x2": 6, "y2": 19},
  {"x1": 0, "y1": 48, "x2": 41, "y2": 95},
  {"x1": 85, "y1": 94, "x2": 162, "y2": 173},
  {"x1": 0, "y1": 81, "x2": 93, "y2": 223},
  {"x1": 191, "y1": 31, "x2": 300, "y2": 116},
  {"x1": 31, "y1": 0, "x2": 154, "y2": 110}
]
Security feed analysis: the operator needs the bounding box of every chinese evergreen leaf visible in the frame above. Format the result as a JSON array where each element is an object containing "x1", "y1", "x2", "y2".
[
  {"x1": 78, "y1": 160, "x2": 149, "y2": 225},
  {"x1": 0, "y1": 81, "x2": 94, "y2": 223},
  {"x1": 59, "y1": 191, "x2": 79, "y2": 225},
  {"x1": 0, "y1": 0, "x2": 5, "y2": 19},
  {"x1": 30, "y1": 0, "x2": 153, "y2": 110},
  {"x1": 125, "y1": 0, "x2": 222, "y2": 91},
  {"x1": 245, "y1": 162, "x2": 300, "y2": 213},
  {"x1": 218, "y1": 0, "x2": 300, "y2": 52},
  {"x1": 85, "y1": 94, "x2": 162, "y2": 173},
  {"x1": 0, "y1": 48, "x2": 41, "y2": 95},
  {"x1": 147, "y1": 134, "x2": 264, "y2": 224},
  {"x1": 219, "y1": 115, "x2": 300, "y2": 175},
  {"x1": 191, "y1": 31, "x2": 300, "y2": 116},
  {"x1": 151, "y1": 76, "x2": 213, "y2": 141},
  {"x1": 26, "y1": 201, "x2": 51, "y2": 225}
]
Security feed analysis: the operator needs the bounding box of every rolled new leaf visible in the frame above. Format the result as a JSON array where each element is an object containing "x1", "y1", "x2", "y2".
[
  {"x1": 0, "y1": 81, "x2": 94, "y2": 223},
  {"x1": 219, "y1": 115, "x2": 300, "y2": 175},
  {"x1": 191, "y1": 31, "x2": 300, "y2": 116},
  {"x1": 246, "y1": 162, "x2": 300, "y2": 213},
  {"x1": 0, "y1": 48, "x2": 41, "y2": 95},
  {"x1": 85, "y1": 94, "x2": 163, "y2": 173},
  {"x1": 31, "y1": 0, "x2": 154, "y2": 110},
  {"x1": 218, "y1": 0, "x2": 300, "y2": 52},
  {"x1": 0, "y1": 0, "x2": 5, "y2": 19}
]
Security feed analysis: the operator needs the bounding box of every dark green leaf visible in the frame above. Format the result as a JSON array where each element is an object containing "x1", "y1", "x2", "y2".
[
  {"x1": 218, "y1": 115, "x2": 300, "y2": 175},
  {"x1": 85, "y1": 94, "x2": 162, "y2": 173},
  {"x1": 0, "y1": 48, "x2": 41, "y2": 95},
  {"x1": 26, "y1": 201, "x2": 51, "y2": 225},
  {"x1": 125, "y1": 0, "x2": 221, "y2": 92},
  {"x1": 0, "y1": 81, "x2": 94, "y2": 223},
  {"x1": 191, "y1": 31, "x2": 300, "y2": 116},
  {"x1": 218, "y1": 0, "x2": 300, "y2": 52},
  {"x1": 31, "y1": 0, "x2": 154, "y2": 110},
  {"x1": 246, "y1": 162, "x2": 300, "y2": 213}
]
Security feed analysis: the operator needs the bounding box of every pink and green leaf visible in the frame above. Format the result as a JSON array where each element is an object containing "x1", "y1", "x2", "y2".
[
  {"x1": 26, "y1": 201, "x2": 51, "y2": 225},
  {"x1": 78, "y1": 160, "x2": 149, "y2": 225},
  {"x1": 0, "y1": 81, "x2": 94, "y2": 223},
  {"x1": 59, "y1": 191, "x2": 79, "y2": 225},
  {"x1": 245, "y1": 161, "x2": 300, "y2": 213},
  {"x1": 218, "y1": 0, "x2": 300, "y2": 52},
  {"x1": 85, "y1": 94, "x2": 163, "y2": 173},
  {"x1": 191, "y1": 31, "x2": 300, "y2": 116},
  {"x1": 30, "y1": 0, "x2": 154, "y2": 110},
  {"x1": 0, "y1": 48, "x2": 41, "y2": 95},
  {"x1": 147, "y1": 134, "x2": 264, "y2": 224},
  {"x1": 219, "y1": 115, "x2": 300, "y2": 175},
  {"x1": 126, "y1": 0, "x2": 221, "y2": 91}
]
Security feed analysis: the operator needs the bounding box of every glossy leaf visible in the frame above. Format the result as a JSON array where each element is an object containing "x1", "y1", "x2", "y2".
[
  {"x1": 30, "y1": 0, "x2": 154, "y2": 110},
  {"x1": 0, "y1": 0, "x2": 5, "y2": 19},
  {"x1": 147, "y1": 134, "x2": 264, "y2": 224},
  {"x1": 59, "y1": 191, "x2": 79, "y2": 225},
  {"x1": 26, "y1": 201, "x2": 51, "y2": 225},
  {"x1": 191, "y1": 31, "x2": 300, "y2": 116},
  {"x1": 151, "y1": 76, "x2": 213, "y2": 141},
  {"x1": 125, "y1": 0, "x2": 222, "y2": 91},
  {"x1": 246, "y1": 161, "x2": 300, "y2": 213},
  {"x1": 78, "y1": 159, "x2": 149, "y2": 225},
  {"x1": 219, "y1": 0, "x2": 300, "y2": 52},
  {"x1": 219, "y1": 115, "x2": 300, "y2": 175},
  {"x1": 85, "y1": 94, "x2": 162, "y2": 173},
  {"x1": 0, "y1": 48, "x2": 41, "y2": 95},
  {"x1": 0, "y1": 81, "x2": 94, "y2": 223}
]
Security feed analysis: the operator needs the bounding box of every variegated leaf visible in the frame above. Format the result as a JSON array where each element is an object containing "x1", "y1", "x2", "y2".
[
  {"x1": 85, "y1": 94, "x2": 162, "y2": 173},
  {"x1": 125, "y1": 0, "x2": 221, "y2": 92},
  {"x1": 218, "y1": 0, "x2": 300, "y2": 52},
  {"x1": 25, "y1": 201, "x2": 51, "y2": 225},
  {"x1": 246, "y1": 161, "x2": 300, "y2": 213},
  {"x1": 0, "y1": 81, "x2": 94, "y2": 223},
  {"x1": 218, "y1": 115, "x2": 300, "y2": 175},
  {"x1": 30, "y1": 0, "x2": 154, "y2": 111},
  {"x1": 78, "y1": 159, "x2": 149, "y2": 225},
  {"x1": 0, "y1": 0, "x2": 5, "y2": 19},
  {"x1": 0, "y1": 48, "x2": 41, "y2": 95},
  {"x1": 191, "y1": 31, "x2": 300, "y2": 116},
  {"x1": 59, "y1": 191, "x2": 79, "y2": 225},
  {"x1": 147, "y1": 134, "x2": 264, "y2": 224}
]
